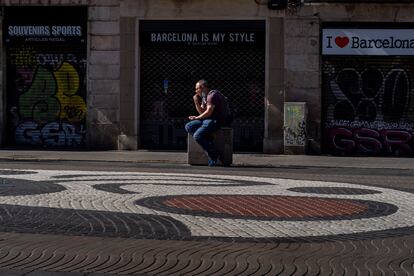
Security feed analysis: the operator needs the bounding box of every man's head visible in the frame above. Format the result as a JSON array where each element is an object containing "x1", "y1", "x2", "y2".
[{"x1": 195, "y1": 79, "x2": 210, "y2": 96}]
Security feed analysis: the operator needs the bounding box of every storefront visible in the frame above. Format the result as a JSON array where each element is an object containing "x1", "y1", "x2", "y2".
[
  {"x1": 138, "y1": 20, "x2": 266, "y2": 152},
  {"x1": 322, "y1": 25, "x2": 414, "y2": 156},
  {"x1": 1, "y1": 1, "x2": 413, "y2": 154},
  {"x1": 3, "y1": 7, "x2": 87, "y2": 148}
]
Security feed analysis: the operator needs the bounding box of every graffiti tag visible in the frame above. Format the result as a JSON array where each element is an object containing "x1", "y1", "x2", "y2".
[
  {"x1": 323, "y1": 61, "x2": 414, "y2": 156},
  {"x1": 328, "y1": 127, "x2": 413, "y2": 156},
  {"x1": 15, "y1": 121, "x2": 85, "y2": 147}
]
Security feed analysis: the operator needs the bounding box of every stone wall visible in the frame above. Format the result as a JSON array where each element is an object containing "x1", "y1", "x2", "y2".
[
  {"x1": 264, "y1": 17, "x2": 285, "y2": 153},
  {"x1": 87, "y1": 1, "x2": 121, "y2": 149},
  {"x1": 300, "y1": 3, "x2": 414, "y2": 22},
  {"x1": 283, "y1": 16, "x2": 320, "y2": 153},
  {"x1": 120, "y1": 0, "x2": 282, "y2": 18}
]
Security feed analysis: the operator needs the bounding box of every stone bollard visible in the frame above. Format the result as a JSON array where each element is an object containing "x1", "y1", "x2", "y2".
[{"x1": 187, "y1": 127, "x2": 233, "y2": 166}]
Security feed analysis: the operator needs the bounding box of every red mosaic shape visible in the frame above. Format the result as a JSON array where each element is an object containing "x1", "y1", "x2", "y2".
[{"x1": 163, "y1": 195, "x2": 369, "y2": 219}]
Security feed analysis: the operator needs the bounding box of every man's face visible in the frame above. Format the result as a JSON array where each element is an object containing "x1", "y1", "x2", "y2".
[{"x1": 195, "y1": 83, "x2": 203, "y2": 96}]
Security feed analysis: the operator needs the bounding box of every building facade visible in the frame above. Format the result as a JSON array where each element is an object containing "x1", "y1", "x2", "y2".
[{"x1": 0, "y1": 0, "x2": 413, "y2": 156}]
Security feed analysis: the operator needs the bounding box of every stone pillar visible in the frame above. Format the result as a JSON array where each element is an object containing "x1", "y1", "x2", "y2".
[
  {"x1": 284, "y1": 17, "x2": 321, "y2": 154},
  {"x1": 119, "y1": 17, "x2": 138, "y2": 150},
  {"x1": 264, "y1": 17, "x2": 284, "y2": 153},
  {"x1": 87, "y1": 1, "x2": 121, "y2": 149},
  {"x1": 0, "y1": 16, "x2": 3, "y2": 145}
]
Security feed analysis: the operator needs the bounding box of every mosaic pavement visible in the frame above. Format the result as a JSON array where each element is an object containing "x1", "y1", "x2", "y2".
[{"x1": 0, "y1": 169, "x2": 413, "y2": 244}]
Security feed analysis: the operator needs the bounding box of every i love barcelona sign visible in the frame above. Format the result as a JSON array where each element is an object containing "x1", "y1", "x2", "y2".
[{"x1": 322, "y1": 28, "x2": 414, "y2": 56}]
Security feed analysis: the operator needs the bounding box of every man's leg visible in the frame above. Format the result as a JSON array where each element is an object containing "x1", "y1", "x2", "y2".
[
  {"x1": 185, "y1": 120, "x2": 202, "y2": 136},
  {"x1": 192, "y1": 119, "x2": 219, "y2": 166}
]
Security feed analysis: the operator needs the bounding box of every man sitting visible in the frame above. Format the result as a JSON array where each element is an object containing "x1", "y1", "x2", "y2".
[{"x1": 185, "y1": 79, "x2": 227, "y2": 166}]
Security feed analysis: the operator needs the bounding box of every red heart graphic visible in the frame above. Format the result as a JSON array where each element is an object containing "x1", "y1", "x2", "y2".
[{"x1": 335, "y1": 36, "x2": 349, "y2": 48}]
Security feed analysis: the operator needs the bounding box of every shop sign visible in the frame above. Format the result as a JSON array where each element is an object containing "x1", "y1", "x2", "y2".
[
  {"x1": 5, "y1": 25, "x2": 84, "y2": 43},
  {"x1": 322, "y1": 29, "x2": 414, "y2": 56},
  {"x1": 140, "y1": 20, "x2": 265, "y2": 47},
  {"x1": 3, "y1": 7, "x2": 87, "y2": 44}
]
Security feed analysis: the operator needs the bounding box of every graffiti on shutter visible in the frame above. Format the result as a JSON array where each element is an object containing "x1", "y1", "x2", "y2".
[
  {"x1": 5, "y1": 7, "x2": 87, "y2": 148},
  {"x1": 322, "y1": 57, "x2": 414, "y2": 156}
]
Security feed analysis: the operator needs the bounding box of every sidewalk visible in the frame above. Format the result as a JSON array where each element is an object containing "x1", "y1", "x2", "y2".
[
  {"x1": 0, "y1": 149, "x2": 412, "y2": 275},
  {"x1": 0, "y1": 149, "x2": 412, "y2": 170}
]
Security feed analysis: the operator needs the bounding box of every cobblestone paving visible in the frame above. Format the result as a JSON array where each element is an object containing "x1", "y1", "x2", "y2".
[
  {"x1": 0, "y1": 231, "x2": 413, "y2": 275},
  {"x1": 0, "y1": 168, "x2": 412, "y2": 275}
]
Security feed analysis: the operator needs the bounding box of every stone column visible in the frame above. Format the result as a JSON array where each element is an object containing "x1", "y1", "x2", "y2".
[
  {"x1": 264, "y1": 17, "x2": 285, "y2": 153},
  {"x1": 0, "y1": 17, "x2": 3, "y2": 145},
  {"x1": 88, "y1": 1, "x2": 121, "y2": 149},
  {"x1": 118, "y1": 16, "x2": 138, "y2": 149},
  {"x1": 284, "y1": 17, "x2": 321, "y2": 154}
]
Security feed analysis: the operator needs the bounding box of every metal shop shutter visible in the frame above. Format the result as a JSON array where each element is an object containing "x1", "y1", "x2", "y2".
[
  {"x1": 139, "y1": 20, "x2": 266, "y2": 152},
  {"x1": 4, "y1": 7, "x2": 87, "y2": 149},
  {"x1": 322, "y1": 56, "x2": 414, "y2": 156}
]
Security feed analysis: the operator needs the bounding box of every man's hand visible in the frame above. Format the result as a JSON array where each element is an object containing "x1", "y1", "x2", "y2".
[
  {"x1": 193, "y1": 94, "x2": 206, "y2": 115},
  {"x1": 193, "y1": 94, "x2": 201, "y2": 103}
]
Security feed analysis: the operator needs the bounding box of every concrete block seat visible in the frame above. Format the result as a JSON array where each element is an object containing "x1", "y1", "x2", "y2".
[{"x1": 187, "y1": 127, "x2": 233, "y2": 166}]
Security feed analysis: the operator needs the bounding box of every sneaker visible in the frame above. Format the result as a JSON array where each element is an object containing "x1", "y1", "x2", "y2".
[{"x1": 208, "y1": 158, "x2": 218, "y2": 167}]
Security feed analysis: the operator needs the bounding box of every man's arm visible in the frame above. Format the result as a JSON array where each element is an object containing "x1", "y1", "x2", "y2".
[
  {"x1": 193, "y1": 94, "x2": 206, "y2": 114},
  {"x1": 189, "y1": 104, "x2": 215, "y2": 120}
]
